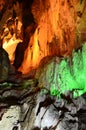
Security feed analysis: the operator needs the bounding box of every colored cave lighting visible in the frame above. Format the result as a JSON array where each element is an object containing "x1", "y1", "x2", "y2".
[{"x1": 50, "y1": 43, "x2": 86, "y2": 98}]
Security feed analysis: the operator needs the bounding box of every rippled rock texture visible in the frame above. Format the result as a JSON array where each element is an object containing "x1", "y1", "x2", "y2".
[{"x1": 33, "y1": 93, "x2": 86, "y2": 130}]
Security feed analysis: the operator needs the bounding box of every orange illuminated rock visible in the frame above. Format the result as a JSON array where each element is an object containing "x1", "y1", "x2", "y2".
[{"x1": 19, "y1": 0, "x2": 77, "y2": 74}]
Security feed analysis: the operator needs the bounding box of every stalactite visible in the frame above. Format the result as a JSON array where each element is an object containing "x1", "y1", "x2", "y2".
[{"x1": 19, "y1": 0, "x2": 78, "y2": 73}]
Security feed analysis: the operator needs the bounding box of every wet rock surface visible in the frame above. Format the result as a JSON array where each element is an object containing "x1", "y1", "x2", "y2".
[
  {"x1": 0, "y1": 90, "x2": 86, "y2": 130},
  {"x1": 0, "y1": 80, "x2": 37, "y2": 130},
  {"x1": 0, "y1": 106, "x2": 21, "y2": 130},
  {"x1": 33, "y1": 93, "x2": 86, "y2": 130}
]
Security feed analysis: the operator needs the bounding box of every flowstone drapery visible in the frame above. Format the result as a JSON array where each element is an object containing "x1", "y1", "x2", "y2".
[{"x1": 37, "y1": 43, "x2": 86, "y2": 98}]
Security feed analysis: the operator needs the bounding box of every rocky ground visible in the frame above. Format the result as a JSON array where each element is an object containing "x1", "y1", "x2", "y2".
[
  {"x1": 0, "y1": 48, "x2": 86, "y2": 130},
  {"x1": 32, "y1": 92, "x2": 86, "y2": 130},
  {"x1": 0, "y1": 91, "x2": 86, "y2": 130}
]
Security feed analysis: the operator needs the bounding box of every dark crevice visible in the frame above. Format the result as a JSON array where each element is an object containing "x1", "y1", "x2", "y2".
[
  {"x1": 0, "y1": 7, "x2": 6, "y2": 21},
  {"x1": 13, "y1": 0, "x2": 37, "y2": 69}
]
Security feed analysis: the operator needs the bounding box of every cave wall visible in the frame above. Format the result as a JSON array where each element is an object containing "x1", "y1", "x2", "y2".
[
  {"x1": 0, "y1": 0, "x2": 86, "y2": 74},
  {"x1": 19, "y1": 0, "x2": 86, "y2": 73}
]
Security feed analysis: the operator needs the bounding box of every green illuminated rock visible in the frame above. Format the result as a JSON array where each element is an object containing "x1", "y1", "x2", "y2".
[{"x1": 37, "y1": 43, "x2": 86, "y2": 98}]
